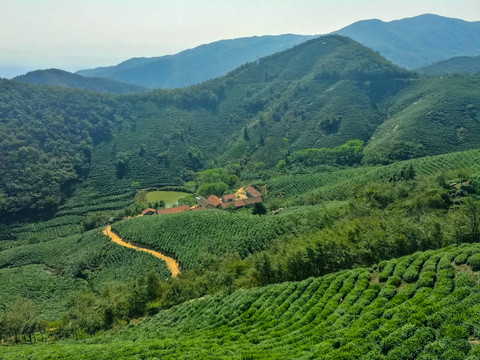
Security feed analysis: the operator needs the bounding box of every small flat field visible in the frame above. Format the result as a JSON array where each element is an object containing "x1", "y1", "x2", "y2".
[{"x1": 146, "y1": 191, "x2": 190, "y2": 207}]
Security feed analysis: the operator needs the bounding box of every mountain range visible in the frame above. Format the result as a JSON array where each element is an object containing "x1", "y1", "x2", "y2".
[
  {"x1": 335, "y1": 13, "x2": 480, "y2": 69},
  {"x1": 72, "y1": 14, "x2": 480, "y2": 89},
  {"x1": 2, "y1": 16, "x2": 480, "y2": 358},
  {"x1": 416, "y1": 55, "x2": 480, "y2": 75},
  {"x1": 76, "y1": 34, "x2": 317, "y2": 89}
]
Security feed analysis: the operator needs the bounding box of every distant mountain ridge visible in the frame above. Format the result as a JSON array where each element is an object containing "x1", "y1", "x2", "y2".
[
  {"x1": 77, "y1": 34, "x2": 317, "y2": 89},
  {"x1": 13, "y1": 69, "x2": 149, "y2": 94},
  {"x1": 416, "y1": 55, "x2": 480, "y2": 75},
  {"x1": 335, "y1": 14, "x2": 480, "y2": 69},
  {"x1": 75, "y1": 14, "x2": 480, "y2": 89}
]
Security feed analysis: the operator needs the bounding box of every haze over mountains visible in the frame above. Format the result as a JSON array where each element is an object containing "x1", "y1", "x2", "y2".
[
  {"x1": 3, "y1": 10, "x2": 480, "y2": 359},
  {"x1": 13, "y1": 69, "x2": 148, "y2": 94},
  {"x1": 72, "y1": 14, "x2": 480, "y2": 89},
  {"x1": 76, "y1": 34, "x2": 317, "y2": 89},
  {"x1": 416, "y1": 55, "x2": 480, "y2": 75},
  {"x1": 335, "y1": 13, "x2": 480, "y2": 69}
]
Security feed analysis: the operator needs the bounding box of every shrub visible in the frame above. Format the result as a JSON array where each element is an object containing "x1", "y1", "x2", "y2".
[{"x1": 467, "y1": 253, "x2": 480, "y2": 271}]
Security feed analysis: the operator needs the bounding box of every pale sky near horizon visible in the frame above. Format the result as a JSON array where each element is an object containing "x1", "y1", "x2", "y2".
[{"x1": 0, "y1": 0, "x2": 479, "y2": 78}]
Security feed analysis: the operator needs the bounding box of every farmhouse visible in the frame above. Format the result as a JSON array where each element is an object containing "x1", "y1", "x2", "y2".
[
  {"x1": 222, "y1": 194, "x2": 236, "y2": 203},
  {"x1": 245, "y1": 186, "x2": 263, "y2": 200},
  {"x1": 207, "y1": 195, "x2": 223, "y2": 208},
  {"x1": 142, "y1": 208, "x2": 157, "y2": 216},
  {"x1": 221, "y1": 199, "x2": 245, "y2": 210},
  {"x1": 140, "y1": 185, "x2": 264, "y2": 217}
]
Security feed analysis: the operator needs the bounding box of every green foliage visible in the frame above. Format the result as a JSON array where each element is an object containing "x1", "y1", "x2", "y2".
[
  {"x1": 251, "y1": 202, "x2": 267, "y2": 215},
  {"x1": 292, "y1": 140, "x2": 364, "y2": 167},
  {"x1": 112, "y1": 210, "x2": 296, "y2": 270},
  {"x1": 467, "y1": 254, "x2": 480, "y2": 271},
  {"x1": 0, "y1": 230, "x2": 170, "y2": 321},
  {"x1": 4, "y1": 244, "x2": 480, "y2": 358},
  {"x1": 197, "y1": 182, "x2": 229, "y2": 197}
]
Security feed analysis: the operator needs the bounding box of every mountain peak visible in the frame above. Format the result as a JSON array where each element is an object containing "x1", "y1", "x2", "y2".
[{"x1": 336, "y1": 14, "x2": 480, "y2": 68}]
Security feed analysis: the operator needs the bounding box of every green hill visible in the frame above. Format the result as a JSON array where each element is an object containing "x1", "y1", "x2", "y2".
[
  {"x1": 2, "y1": 147, "x2": 480, "y2": 323},
  {"x1": 2, "y1": 35, "x2": 480, "y2": 220},
  {"x1": 4, "y1": 242, "x2": 480, "y2": 359},
  {"x1": 416, "y1": 55, "x2": 480, "y2": 75},
  {"x1": 336, "y1": 14, "x2": 480, "y2": 69},
  {"x1": 77, "y1": 34, "x2": 317, "y2": 88},
  {"x1": 13, "y1": 68, "x2": 149, "y2": 93}
]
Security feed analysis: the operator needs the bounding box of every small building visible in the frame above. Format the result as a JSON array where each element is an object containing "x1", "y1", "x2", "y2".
[
  {"x1": 197, "y1": 197, "x2": 210, "y2": 208},
  {"x1": 207, "y1": 195, "x2": 223, "y2": 208},
  {"x1": 157, "y1": 205, "x2": 190, "y2": 215},
  {"x1": 142, "y1": 208, "x2": 157, "y2": 216},
  {"x1": 234, "y1": 199, "x2": 246, "y2": 209},
  {"x1": 222, "y1": 194, "x2": 236, "y2": 203},
  {"x1": 235, "y1": 187, "x2": 248, "y2": 200},
  {"x1": 221, "y1": 199, "x2": 245, "y2": 210},
  {"x1": 245, "y1": 186, "x2": 263, "y2": 200}
]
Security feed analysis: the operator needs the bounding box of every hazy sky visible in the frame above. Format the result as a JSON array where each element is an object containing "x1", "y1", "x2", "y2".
[{"x1": 1, "y1": 0, "x2": 479, "y2": 78}]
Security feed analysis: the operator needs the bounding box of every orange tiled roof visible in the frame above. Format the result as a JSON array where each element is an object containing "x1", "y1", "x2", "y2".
[
  {"x1": 208, "y1": 195, "x2": 222, "y2": 207},
  {"x1": 245, "y1": 186, "x2": 262, "y2": 198},
  {"x1": 142, "y1": 208, "x2": 157, "y2": 215},
  {"x1": 234, "y1": 199, "x2": 245, "y2": 207}
]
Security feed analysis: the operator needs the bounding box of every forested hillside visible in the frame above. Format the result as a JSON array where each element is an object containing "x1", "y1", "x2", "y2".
[
  {"x1": 2, "y1": 35, "x2": 480, "y2": 221},
  {"x1": 2, "y1": 33, "x2": 480, "y2": 357}
]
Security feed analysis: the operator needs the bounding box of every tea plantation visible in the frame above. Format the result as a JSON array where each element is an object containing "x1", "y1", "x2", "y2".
[{"x1": 4, "y1": 242, "x2": 480, "y2": 359}]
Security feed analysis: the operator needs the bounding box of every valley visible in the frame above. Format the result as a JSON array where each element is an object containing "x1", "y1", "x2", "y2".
[{"x1": 1, "y1": 12, "x2": 480, "y2": 359}]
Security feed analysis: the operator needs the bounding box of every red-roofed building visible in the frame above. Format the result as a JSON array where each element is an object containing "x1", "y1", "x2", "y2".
[
  {"x1": 207, "y1": 195, "x2": 223, "y2": 208},
  {"x1": 157, "y1": 205, "x2": 190, "y2": 215},
  {"x1": 234, "y1": 200, "x2": 245, "y2": 209},
  {"x1": 221, "y1": 199, "x2": 245, "y2": 210},
  {"x1": 142, "y1": 208, "x2": 157, "y2": 216},
  {"x1": 245, "y1": 186, "x2": 262, "y2": 200},
  {"x1": 222, "y1": 194, "x2": 236, "y2": 203},
  {"x1": 221, "y1": 202, "x2": 234, "y2": 210}
]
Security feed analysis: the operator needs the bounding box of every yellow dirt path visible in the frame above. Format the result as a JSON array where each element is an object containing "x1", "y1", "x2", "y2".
[{"x1": 103, "y1": 225, "x2": 180, "y2": 277}]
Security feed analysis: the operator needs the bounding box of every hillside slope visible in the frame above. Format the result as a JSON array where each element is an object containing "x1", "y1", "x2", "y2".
[
  {"x1": 4, "y1": 242, "x2": 480, "y2": 359},
  {"x1": 77, "y1": 34, "x2": 316, "y2": 88},
  {"x1": 13, "y1": 69, "x2": 149, "y2": 93},
  {"x1": 1, "y1": 35, "x2": 480, "y2": 218},
  {"x1": 335, "y1": 14, "x2": 480, "y2": 69},
  {"x1": 416, "y1": 55, "x2": 480, "y2": 75}
]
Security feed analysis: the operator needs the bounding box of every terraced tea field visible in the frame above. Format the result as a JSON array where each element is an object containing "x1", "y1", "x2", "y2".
[{"x1": 4, "y1": 242, "x2": 480, "y2": 359}]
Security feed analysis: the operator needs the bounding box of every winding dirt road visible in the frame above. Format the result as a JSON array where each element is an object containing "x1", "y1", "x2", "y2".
[{"x1": 103, "y1": 225, "x2": 181, "y2": 277}]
